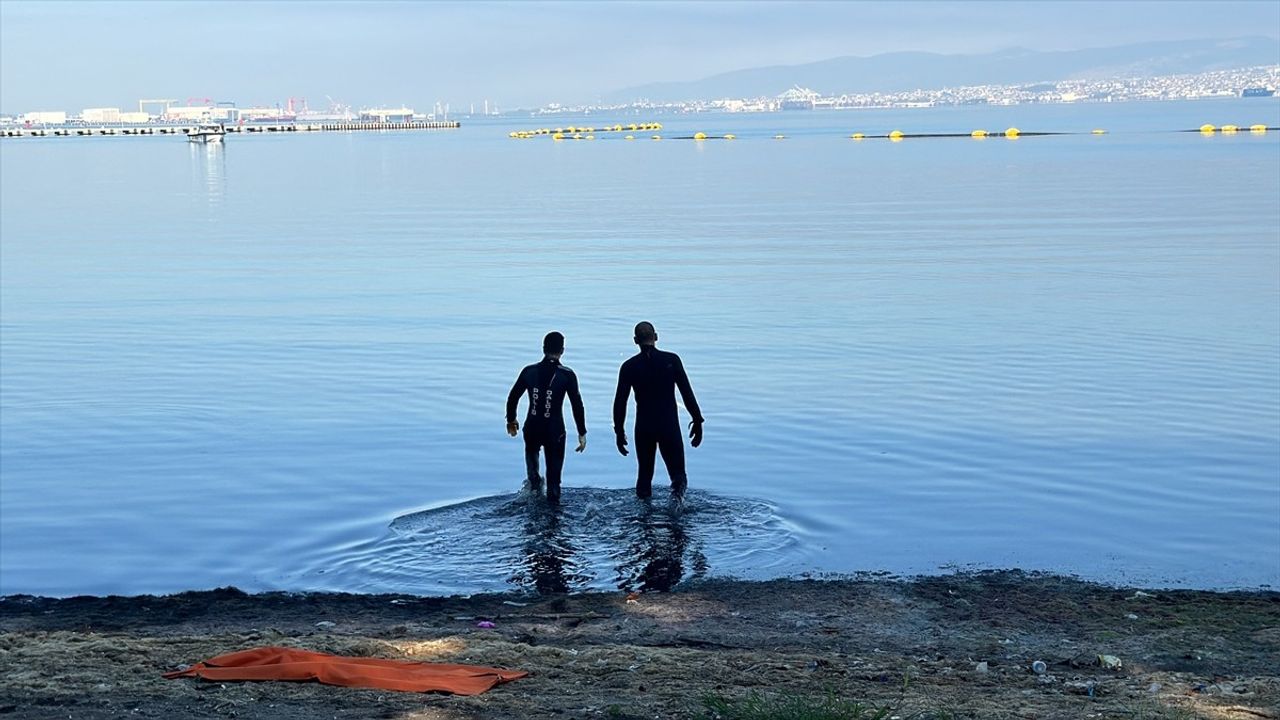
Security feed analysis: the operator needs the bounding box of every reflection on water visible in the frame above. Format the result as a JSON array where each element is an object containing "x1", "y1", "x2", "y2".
[
  {"x1": 286, "y1": 488, "x2": 795, "y2": 595},
  {"x1": 507, "y1": 500, "x2": 591, "y2": 594},
  {"x1": 612, "y1": 498, "x2": 708, "y2": 592},
  {"x1": 190, "y1": 142, "x2": 225, "y2": 206},
  {"x1": 507, "y1": 491, "x2": 711, "y2": 594}
]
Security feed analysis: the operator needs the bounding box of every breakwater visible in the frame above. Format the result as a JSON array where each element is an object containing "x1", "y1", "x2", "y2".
[{"x1": 0, "y1": 120, "x2": 460, "y2": 138}]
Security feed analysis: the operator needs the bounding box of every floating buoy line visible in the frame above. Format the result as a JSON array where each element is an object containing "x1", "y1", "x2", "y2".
[
  {"x1": 505, "y1": 122, "x2": 1278, "y2": 142},
  {"x1": 508, "y1": 122, "x2": 663, "y2": 140}
]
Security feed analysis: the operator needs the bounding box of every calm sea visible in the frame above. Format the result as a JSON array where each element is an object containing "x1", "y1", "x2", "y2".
[{"x1": 2, "y1": 100, "x2": 1278, "y2": 597}]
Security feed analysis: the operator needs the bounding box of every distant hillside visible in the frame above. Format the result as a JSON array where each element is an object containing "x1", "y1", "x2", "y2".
[{"x1": 606, "y1": 37, "x2": 1280, "y2": 102}]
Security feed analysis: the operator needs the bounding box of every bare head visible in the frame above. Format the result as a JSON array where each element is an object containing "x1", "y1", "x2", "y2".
[
  {"x1": 633, "y1": 321, "x2": 657, "y2": 346},
  {"x1": 543, "y1": 331, "x2": 564, "y2": 360}
]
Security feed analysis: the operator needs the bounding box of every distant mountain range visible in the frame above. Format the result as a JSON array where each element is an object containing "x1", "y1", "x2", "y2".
[{"x1": 605, "y1": 37, "x2": 1280, "y2": 103}]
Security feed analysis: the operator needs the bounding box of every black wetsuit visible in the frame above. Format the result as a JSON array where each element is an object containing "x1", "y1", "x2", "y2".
[
  {"x1": 507, "y1": 359, "x2": 586, "y2": 501},
  {"x1": 613, "y1": 346, "x2": 703, "y2": 498}
]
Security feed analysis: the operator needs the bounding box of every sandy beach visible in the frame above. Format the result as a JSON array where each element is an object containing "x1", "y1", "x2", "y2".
[{"x1": 1, "y1": 571, "x2": 1276, "y2": 719}]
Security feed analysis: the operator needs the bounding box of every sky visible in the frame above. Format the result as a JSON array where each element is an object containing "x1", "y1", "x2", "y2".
[{"x1": 1, "y1": 0, "x2": 1278, "y2": 114}]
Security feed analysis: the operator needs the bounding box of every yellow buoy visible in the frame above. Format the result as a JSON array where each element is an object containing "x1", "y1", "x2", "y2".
[
  {"x1": 1091, "y1": 129, "x2": 1106, "y2": 135},
  {"x1": 850, "y1": 132, "x2": 865, "y2": 139},
  {"x1": 652, "y1": 135, "x2": 661, "y2": 140},
  {"x1": 629, "y1": 123, "x2": 637, "y2": 131},
  {"x1": 889, "y1": 130, "x2": 904, "y2": 139},
  {"x1": 655, "y1": 123, "x2": 663, "y2": 130},
  {"x1": 624, "y1": 134, "x2": 635, "y2": 140},
  {"x1": 1200, "y1": 124, "x2": 1216, "y2": 133},
  {"x1": 1004, "y1": 127, "x2": 1020, "y2": 138},
  {"x1": 971, "y1": 129, "x2": 987, "y2": 138},
  {"x1": 508, "y1": 131, "x2": 518, "y2": 138},
  {"x1": 585, "y1": 127, "x2": 594, "y2": 133},
  {"x1": 586, "y1": 134, "x2": 595, "y2": 140},
  {"x1": 694, "y1": 132, "x2": 707, "y2": 140},
  {"x1": 1251, "y1": 124, "x2": 1268, "y2": 133},
  {"x1": 723, "y1": 134, "x2": 736, "y2": 140},
  {"x1": 552, "y1": 133, "x2": 564, "y2": 141},
  {"x1": 1222, "y1": 124, "x2": 1239, "y2": 133},
  {"x1": 572, "y1": 133, "x2": 582, "y2": 140},
  {"x1": 613, "y1": 124, "x2": 622, "y2": 132}
]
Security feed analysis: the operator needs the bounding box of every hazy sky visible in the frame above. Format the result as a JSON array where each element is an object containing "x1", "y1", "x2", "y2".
[{"x1": 2, "y1": 0, "x2": 1277, "y2": 113}]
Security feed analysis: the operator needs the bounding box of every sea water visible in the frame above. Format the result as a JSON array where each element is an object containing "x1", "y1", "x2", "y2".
[{"x1": 2, "y1": 99, "x2": 1277, "y2": 596}]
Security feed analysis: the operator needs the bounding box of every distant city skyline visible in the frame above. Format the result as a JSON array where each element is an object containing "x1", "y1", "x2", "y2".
[{"x1": 2, "y1": 0, "x2": 1279, "y2": 113}]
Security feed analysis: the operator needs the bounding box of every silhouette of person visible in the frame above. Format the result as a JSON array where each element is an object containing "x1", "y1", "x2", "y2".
[
  {"x1": 612, "y1": 322, "x2": 704, "y2": 498},
  {"x1": 507, "y1": 331, "x2": 586, "y2": 502}
]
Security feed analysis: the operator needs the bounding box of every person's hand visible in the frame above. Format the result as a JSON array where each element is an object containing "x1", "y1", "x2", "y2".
[
  {"x1": 689, "y1": 421, "x2": 703, "y2": 448},
  {"x1": 575, "y1": 434, "x2": 587, "y2": 453},
  {"x1": 615, "y1": 433, "x2": 629, "y2": 456},
  {"x1": 506, "y1": 420, "x2": 519, "y2": 437}
]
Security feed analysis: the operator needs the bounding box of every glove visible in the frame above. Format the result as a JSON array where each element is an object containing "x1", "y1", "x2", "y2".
[
  {"x1": 616, "y1": 433, "x2": 629, "y2": 456},
  {"x1": 506, "y1": 420, "x2": 519, "y2": 437},
  {"x1": 689, "y1": 421, "x2": 703, "y2": 448},
  {"x1": 575, "y1": 434, "x2": 587, "y2": 453}
]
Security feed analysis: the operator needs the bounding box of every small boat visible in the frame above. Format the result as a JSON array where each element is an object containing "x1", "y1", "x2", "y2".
[{"x1": 187, "y1": 123, "x2": 226, "y2": 143}]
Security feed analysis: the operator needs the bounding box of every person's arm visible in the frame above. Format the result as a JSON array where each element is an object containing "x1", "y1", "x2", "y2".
[
  {"x1": 568, "y1": 372, "x2": 587, "y2": 451},
  {"x1": 506, "y1": 368, "x2": 527, "y2": 435},
  {"x1": 674, "y1": 355, "x2": 703, "y2": 424},
  {"x1": 674, "y1": 355, "x2": 704, "y2": 447},
  {"x1": 613, "y1": 363, "x2": 631, "y2": 456}
]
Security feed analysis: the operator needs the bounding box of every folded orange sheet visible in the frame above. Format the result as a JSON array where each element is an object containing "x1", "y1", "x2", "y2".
[{"x1": 163, "y1": 646, "x2": 528, "y2": 695}]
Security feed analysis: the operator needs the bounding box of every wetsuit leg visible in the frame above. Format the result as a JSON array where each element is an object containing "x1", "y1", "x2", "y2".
[
  {"x1": 656, "y1": 425, "x2": 687, "y2": 494},
  {"x1": 544, "y1": 433, "x2": 566, "y2": 502},
  {"x1": 634, "y1": 429, "x2": 659, "y2": 499},
  {"x1": 523, "y1": 432, "x2": 543, "y2": 491}
]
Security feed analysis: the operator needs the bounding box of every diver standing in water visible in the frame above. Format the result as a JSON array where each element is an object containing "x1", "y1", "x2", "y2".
[
  {"x1": 613, "y1": 322, "x2": 704, "y2": 498},
  {"x1": 507, "y1": 332, "x2": 587, "y2": 502}
]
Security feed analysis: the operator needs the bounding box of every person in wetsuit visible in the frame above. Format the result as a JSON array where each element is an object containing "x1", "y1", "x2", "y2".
[
  {"x1": 613, "y1": 322, "x2": 704, "y2": 498},
  {"x1": 507, "y1": 331, "x2": 587, "y2": 502}
]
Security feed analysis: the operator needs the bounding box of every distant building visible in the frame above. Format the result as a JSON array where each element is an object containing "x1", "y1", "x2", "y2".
[
  {"x1": 240, "y1": 107, "x2": 296, "y2": 121},
  {"x1": 778, "y1": 86, "x2": 819, "y2": 111},
  {"x1": 82, "y1": 107, "x2": 121, "y2": 123},
  {"x1": 359, "y1": 107, "x2": 414, "y2": 122},
  {"x1": 20, "y1": 111, "x2": 67, "y2": 125},
  {"x1": 163, "y1": 105, "x2": 240, "y2": 122}
]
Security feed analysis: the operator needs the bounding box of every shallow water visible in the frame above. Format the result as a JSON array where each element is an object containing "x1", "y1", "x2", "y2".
[
  {"x1": 2, "y1": 99, "x2": 1278, "y2": 596},
  {"x1": 289, "y1": 487, "x2": 793, "y2": 596}
]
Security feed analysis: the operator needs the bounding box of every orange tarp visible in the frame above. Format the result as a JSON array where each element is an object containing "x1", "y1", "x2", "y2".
[{"x1": 163, "y1": 646, "x2": 528, "y2": 695}]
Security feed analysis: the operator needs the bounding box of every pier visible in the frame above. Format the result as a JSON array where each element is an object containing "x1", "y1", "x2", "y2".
[{"x1": 0, "y1": 120, "x2": 460, "y2": 139}]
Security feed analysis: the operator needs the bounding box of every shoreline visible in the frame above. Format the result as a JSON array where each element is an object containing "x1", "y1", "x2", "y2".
[{"x1": 1, "y1": 570, "x2": 1277, "y2": 719}]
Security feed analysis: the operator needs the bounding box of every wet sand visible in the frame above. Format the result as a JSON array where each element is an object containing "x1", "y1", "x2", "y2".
[{"x1": 1, "y1": 571, "x2": 1277, "y2": 719}]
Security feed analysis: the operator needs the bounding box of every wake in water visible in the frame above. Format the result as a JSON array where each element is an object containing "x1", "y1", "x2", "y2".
[{"x1": 297, "y1": 487, "x2": 799, "y2": 595}]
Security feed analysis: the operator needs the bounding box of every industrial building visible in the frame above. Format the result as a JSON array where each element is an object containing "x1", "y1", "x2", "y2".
[
  {"x1": 359, "y1": 107, "x2": 415, "y2": 122},
  {"x1": 81, "y1": 108, "x2": 152, "y2": 124},
  {"x1": 162, "y1": 105, "x2": 240, "y2": 122},
  {"x1": 19, "y1": 111, "x2": 67, "y2": 125}
]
